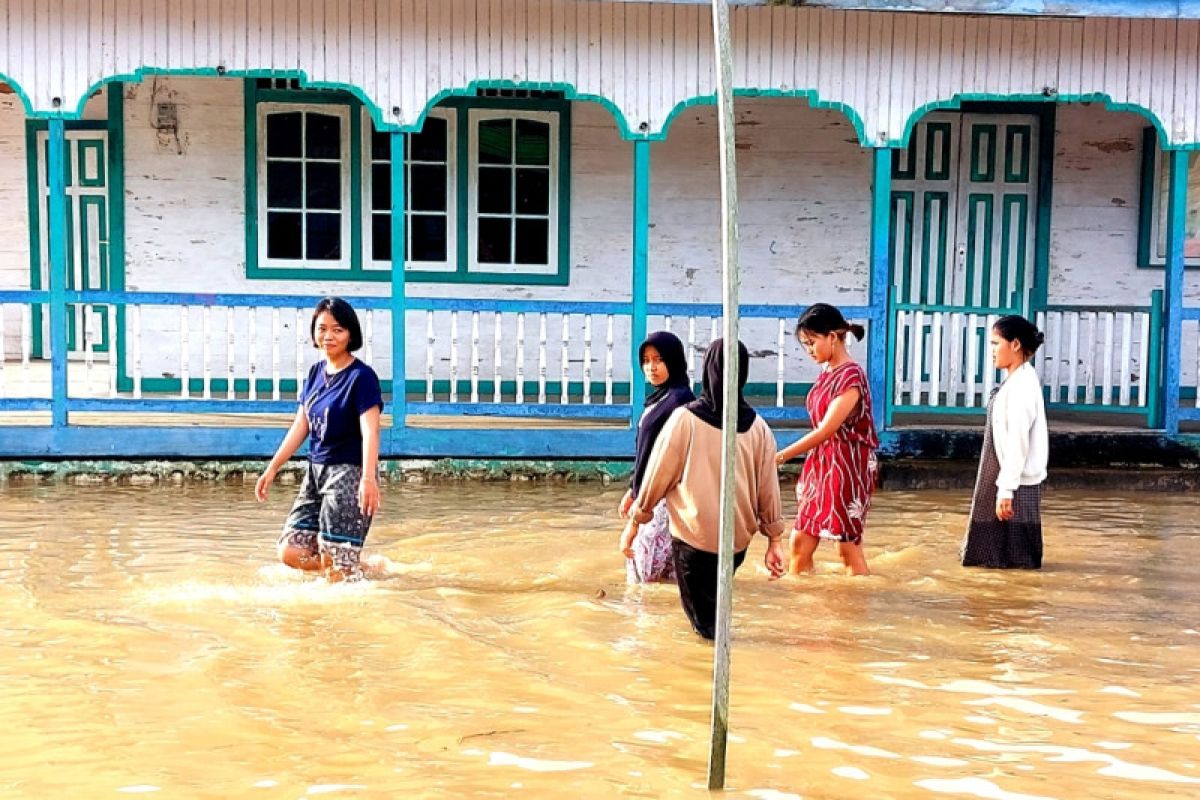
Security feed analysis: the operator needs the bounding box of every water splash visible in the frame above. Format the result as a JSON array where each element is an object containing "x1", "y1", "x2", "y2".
[
  {"x1": 915, "y1": 777, "x2": 1056, "y2": 800},
  {"x1": 487, "y1": 752, "x2": 593, "y2": 772}
]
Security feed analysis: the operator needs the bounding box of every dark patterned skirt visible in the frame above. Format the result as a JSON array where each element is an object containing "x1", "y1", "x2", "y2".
[{"x1": 962, "y1": 394, "x2": 1044, "y2": 570}]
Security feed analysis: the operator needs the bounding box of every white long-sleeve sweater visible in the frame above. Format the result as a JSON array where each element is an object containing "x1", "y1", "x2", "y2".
[{"x1": 991, "y1": 362, "x2": 1049, "y2": 500}]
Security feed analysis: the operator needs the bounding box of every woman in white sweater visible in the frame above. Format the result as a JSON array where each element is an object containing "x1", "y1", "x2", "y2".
[{"x1": 961, "y1": 315, "x2": 1049, "y2": 569}]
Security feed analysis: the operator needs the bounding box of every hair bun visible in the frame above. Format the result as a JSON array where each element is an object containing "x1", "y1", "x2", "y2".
[{"x1": 1035, "y1": 331, "x2": 1046, "y2": 344}]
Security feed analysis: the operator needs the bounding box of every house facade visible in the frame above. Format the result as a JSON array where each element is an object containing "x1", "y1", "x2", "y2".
[{"x1": 0, "y1": 0, "x2": 1198, "y2": 458}]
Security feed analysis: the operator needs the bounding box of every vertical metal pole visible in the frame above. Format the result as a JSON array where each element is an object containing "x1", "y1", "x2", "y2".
[
  {"x1": 1163, "y1": 149, "x2": 1188, "y2": 434},
  {"x1": 630, "y1": 139, "x2": 651, "y2": 420},
  {"x1": 48, "y1": 119, "x2": 69, "y2": 428},
  {"x1": 708, "y1": 0, "x2": 740, "y2": 790},
  {"x1": 869, "y1": 148, "x2": 892, "y2": 433},
  {"x1": 390, "y1": 131, "x2": 408, "y2": 447}
]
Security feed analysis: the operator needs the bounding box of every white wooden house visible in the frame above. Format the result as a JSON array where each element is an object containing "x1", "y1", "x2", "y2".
[{"x1": 0, "y1": 0, "x2": 1198, "y2": 458}]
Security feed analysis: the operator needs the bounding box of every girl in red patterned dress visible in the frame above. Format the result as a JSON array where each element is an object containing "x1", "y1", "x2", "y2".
[{"x1": 776, "y1": 304, "x2": 879, "y2": 576}]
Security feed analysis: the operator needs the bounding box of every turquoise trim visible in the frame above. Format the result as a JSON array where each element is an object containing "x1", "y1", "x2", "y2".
[
  {"x1": 630, "y1": 140, "x2": 651, "y2": 423},
  {"x1": 894, "y1": 93, "x2": 1190, "y2": 151},
  {"x1": 27, "y1": 102, "x2": 127, "y2": 361},
  {"x1": 964, "y1": 193, "x2": 994, "y2": 307},
  {"x1": 0, "y1": 72, "x2": 35, "y2": 116},
  {"x1": 47, "y1": 120, "x2": 68, "y2": 427},
  {"x1": 870, "y1": 148, "x2": 894, "y2": 432},
  {"x1": 924, "y1": 191, "x2": 950, "y2": 304},
  {"x1": 893, "y1": 134, "x2": 916, "y2": 180},
  {"x1": 18, "y1": 67, "x2": 1200, "y2": 151},
  {"x1": 1004, "y1": 124, "x2": 1032, "y2": 183},
  {"x1": 411, "y1": 80, "x2": 629, "y2": 139},
  {"x1": 25, "y1": 119, "x2": 42, "y2": 356},
  {"x1": 244, "y1": 79, "x2": 363, "y2": 279},
  {"x1": 109, "y1": 85, "x2": 129, "y2": 394},
  {"x1": 390, "y1": 131, "x2": 407, "y2": 432},
  {"x1": 1163, "y1": 151, "x2": 1188, "y2": 433},
  {"x1": 658, "y1": 89, "x2": 869, "y2": 145},
  {"x1": 77, "y1": 140, "x2": 105, "y2": 186},
  {"x1": 1147, "y1": 289, "x2": 1165, "y2": 428},
  {"x1": 1002, "y1": 194, "x2": 1029, "y2": 312},
  {"x1": 1031, "y1": 105, "x2": 1056, "y2": 311},
  {"x1": 1137, "y1": 126, "x2": 1158, "y2": 269},
  {"x1": 243, "y1": 80, "x2": 258, "y2": 283},
  {"x1": 349, "y1": 100, "x2": 363, "y2": 275},
  {"x1": 455, "y1": 104, "x2": 470, "y2": 278},
  {"x1": 969, "y1": 124, "x2": 998, "y2": 182},
  {"x1": 925, "y1": 121, "x2": 952, "y2": 180},
  {"x1": 244, "y1": 81, "x2": 573, "y2": 285},
  {"x1": 125, "y1": 376, "x2": 810, "y2": 400},
  {"x1": 892, "y1": 191, "x2": 914, "y2": 302},
  {"x1": 10, "y1": 67, "x2": 1200, "y2": 150},
  {"x1": 1137, "y1": 126, "x2": 1200, "y2": 269}
]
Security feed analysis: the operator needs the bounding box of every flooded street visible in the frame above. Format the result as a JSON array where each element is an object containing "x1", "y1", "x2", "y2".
[{"x1": 1, "y1": 480, "x2": 1198, "y2": 799}]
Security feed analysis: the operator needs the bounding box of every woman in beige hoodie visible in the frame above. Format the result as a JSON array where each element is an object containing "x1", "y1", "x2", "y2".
[{"x1": 620, "y1": 339, "x2": 786, "y2": 639}]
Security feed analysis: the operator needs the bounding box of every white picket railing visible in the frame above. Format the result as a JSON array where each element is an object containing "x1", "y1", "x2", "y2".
[
  {"x1": 892, "y1": 300, "x2": 1158, "y2": 414},
  {"x1": 893, "y1": 307, "x2": 1001, "y2": 409},
  {"x1": 414, "y1": 308, "x2": 626, "y2": 407},
  {"x1": 650, "y1": 309, "x2": 872, "y2": 414},
  {"x1": 1034, "y1": 306, "x2": 1156, "y2": 408},
  {"x1": 0, "y1": 302, "x2": 41, "y2": 399}
]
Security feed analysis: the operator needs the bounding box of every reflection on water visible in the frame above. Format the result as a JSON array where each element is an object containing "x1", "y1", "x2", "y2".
[{"x1": 0, "y1": 482, "x2": 1198, "y2": 798}]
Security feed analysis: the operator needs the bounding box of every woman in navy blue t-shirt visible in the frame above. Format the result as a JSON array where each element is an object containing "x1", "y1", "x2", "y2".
[{"x1": 255, "y1": 297, "x2": 384, "y2": 581}]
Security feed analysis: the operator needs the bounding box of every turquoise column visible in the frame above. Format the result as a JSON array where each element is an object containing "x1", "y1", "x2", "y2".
[
  {"x1": 1163, "y1": 149, "x2": 1188, "y2": 434},
  {"x1": 390, "y1": 131, "x2": 407, "y2": 447},
  {"x1": 47, "y1": 119, "x2": 69, "y2": 428},
  {"x1": 869, "y1": 147, "x2": 893, "y2": 431},
  {"x1": 630, "y1": 139, "x2": 650, "y2": 422}
]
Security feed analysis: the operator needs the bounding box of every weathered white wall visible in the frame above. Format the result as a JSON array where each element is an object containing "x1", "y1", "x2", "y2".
[
  {"x1": 1047, "y1": 105, "x2": 1158, "y2": 304},
  {"x1": 0, "y1": 92, "x2": 30, "y2": 358},
  {"x1": 1046, "y1": 103, "x2": 1200, "y2": 389},
  {"x1": 115, "y1": 78, "x2": 867, "y2": 388},
  {"x1": 648, "y1": 97, "x2": 872, "y2": 384},
  {"x1": 123, "y1": 78, "x2": 247, "y2": 292},
  {"x1": 651, "y1": 98, "x2": 871, "y2": 306}
]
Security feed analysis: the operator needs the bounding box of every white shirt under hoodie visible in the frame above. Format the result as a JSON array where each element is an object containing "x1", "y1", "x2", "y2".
[{"x1": 991, "y1": 362, "x2": 1049, "y2": 500}]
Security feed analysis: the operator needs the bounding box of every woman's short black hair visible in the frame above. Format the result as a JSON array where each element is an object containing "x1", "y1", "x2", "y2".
[
  {"x1": 993, "y1": 314, "x2": 1045, "y2": 356},
  {"x1": 310, "y1": 296, "x2": 364, "y2": 352},
  {"x1": 795, "y1": 302, "x2": 866, "y2": 342}
]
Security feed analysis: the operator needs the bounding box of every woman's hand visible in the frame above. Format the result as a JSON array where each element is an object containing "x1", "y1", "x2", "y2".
[
  {"x1": 764, "y1": 538, "x2": 786, "y2": 579},
  {"x1": 254, "y1": 469, "x2": 276, "y2": 502},
  {"x1": 775, "y1": 449, "x2": 791, "y2": 466},
  {"x1": 618, "y1": 489, "x2": 634, "y2": 519},
  {"x1": 996, "y1": 497, "x2": 1014, "y2": 521},
  {"x1": 619, "y1": 519, "x2": 640, "y2": 558},
  {"x1": 359, "y1": 476, "x2": 381, "y2": 517}
]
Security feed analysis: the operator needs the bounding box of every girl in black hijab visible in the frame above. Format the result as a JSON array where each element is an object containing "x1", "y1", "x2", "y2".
[
  {"x1": 619, "y1": 331, "x2": 694, "y2": 583},
  {"x1": 685, "y1": 337, "x2": 757, "y2": 433},
  {"x1": 622, "y1": 338, "x2": 786, "y2": 638}
]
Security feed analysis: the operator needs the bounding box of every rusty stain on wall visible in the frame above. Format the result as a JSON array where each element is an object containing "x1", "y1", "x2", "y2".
[{"x1": 1084, "y1": 138, "x2": 1136, "y2": 154}]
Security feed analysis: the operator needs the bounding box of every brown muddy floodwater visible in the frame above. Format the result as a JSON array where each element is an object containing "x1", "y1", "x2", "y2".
[{"x1": 0, "y1": 480, "x2": 1198, "y2": 799}]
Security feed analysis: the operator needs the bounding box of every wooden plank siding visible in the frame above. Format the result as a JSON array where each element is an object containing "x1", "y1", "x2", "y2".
[{"x1": 3, "y1": 2, "x2": 1200, "y2": 146}]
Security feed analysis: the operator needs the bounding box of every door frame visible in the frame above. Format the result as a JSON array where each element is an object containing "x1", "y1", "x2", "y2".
[
  {"x1": 26, "y1": 85, "x2": 126, "y2": 360},
  {"x1": 885, "y1": 101, "x2": 1056, "y2": 423}
]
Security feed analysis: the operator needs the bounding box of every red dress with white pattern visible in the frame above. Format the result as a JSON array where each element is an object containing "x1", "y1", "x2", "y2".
[{"x1": 795, "y1": 362, "x2": 879, "y2": 545}]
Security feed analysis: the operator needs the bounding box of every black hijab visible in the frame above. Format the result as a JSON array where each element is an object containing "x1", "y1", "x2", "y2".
[
  {"x1": 686, "y1": 338, "x2": 757, "y2": 434},
  {"x1": 631, "y1": 331, "x2": 694, "y2": 494}
]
